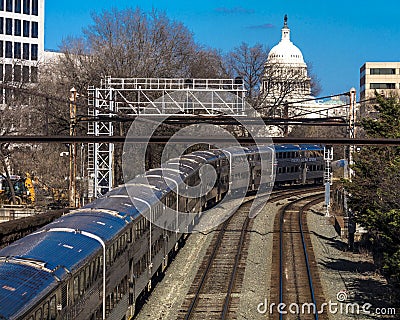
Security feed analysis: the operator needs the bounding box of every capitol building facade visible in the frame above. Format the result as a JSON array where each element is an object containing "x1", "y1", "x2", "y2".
[{"x1": 260, "y1": 16, "x2": 347, "y2": 135}]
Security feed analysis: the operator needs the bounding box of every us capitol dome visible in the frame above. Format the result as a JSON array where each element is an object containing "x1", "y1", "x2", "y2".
[
  {"x1": 261, "y1": 15, "x2": 348, "y2": 135},
  {"x1": 261, "y1": 15, "x2": 312, "y2": 103},
  {"x1": 267, "y1": 16, "x2": 306, "y2": 67}
]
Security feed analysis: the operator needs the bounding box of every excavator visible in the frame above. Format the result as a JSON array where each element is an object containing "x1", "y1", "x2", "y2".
[{"x1": 0, "y1": 173, "x2": 35, "y2": 205}]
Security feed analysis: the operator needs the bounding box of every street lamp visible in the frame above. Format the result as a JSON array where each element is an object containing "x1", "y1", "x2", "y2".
[{"x1": 69, "y1": 87, "x2": 77, "y2": 208}]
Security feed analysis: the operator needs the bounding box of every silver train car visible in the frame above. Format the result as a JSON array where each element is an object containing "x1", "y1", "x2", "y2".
[{"x1": 0, "y1": 144, "x2": 324, "y2": 320}]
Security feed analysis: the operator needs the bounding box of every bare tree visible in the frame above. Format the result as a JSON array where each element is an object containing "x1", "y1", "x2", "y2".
[
  {"x1": 39, "y1": 7, "x2": 230, "y2": 189},
  {"x1": 54, "y1": 7, "x2": 226, "y2": 91},
  {"x1": 225, "y1": 42, "x2": 323, "y2": 120},
  {"x1": 0, "y1": 68, "x2": 43, "y2": 204},
  {"x1": 188, "y1": 48, "x2": 228, "y2": 79},
  {"x1": 225, "y1": 42, "x2": 269, "y2": 108},
  {"x1": 307, "y1": 61, "x2": 322, "y2": 97}
]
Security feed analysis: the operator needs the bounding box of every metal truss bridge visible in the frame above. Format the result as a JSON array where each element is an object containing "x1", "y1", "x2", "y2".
[{"x1": 87, "y1": 77, "x2": 247, "y2": 198}]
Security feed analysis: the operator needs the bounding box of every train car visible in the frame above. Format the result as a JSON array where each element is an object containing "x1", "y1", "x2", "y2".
[
  {"x1": 275, "y1": 144, "x2": 324, "y2": 185},
  {"x1": 0, "y1": 144, "x2": 322, "y2": 320}
]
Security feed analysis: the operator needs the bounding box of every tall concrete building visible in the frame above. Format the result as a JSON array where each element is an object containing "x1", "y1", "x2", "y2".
[
  {"x1": 360, "y1": 62, "x2": 400, "y2": 116},
  {"x1": 0, "y1": 0, "x2": 44, "y2": 101}
]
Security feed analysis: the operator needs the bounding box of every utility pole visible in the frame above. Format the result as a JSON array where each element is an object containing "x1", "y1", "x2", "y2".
[
  {"x1": 324, "y1": 145, "x2": 333, "y2": 217},
  {"x1": 348, "y1": 87, "x2": 357, "y2": 177},
  {"x1": 69, "y1": 87, "x2": 77, "y2": 208},
  {"x1": 346, "y1": 87, "x2": 357, "y2": 250}
]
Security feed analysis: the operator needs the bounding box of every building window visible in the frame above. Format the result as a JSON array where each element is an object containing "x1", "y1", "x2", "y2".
[
  {"x1": 0, "y1": 17, "x2": 3, "y2": 34},
  {"x1": 14, "y1": 64, "x2": 21, "y2": 82},
  {"x1": 31, "y1": 66, "x2": 37, "y2": 82},
  {"x1": 22, "y1": 0, "x2": 28, "y2": 14},
  {"x1": 370, "y1": 83, "x2": 396, "y2": 89},
  {"x1": 6, "y1": 0, "x2": 12, "y2": 12},
  {"x1": 31, "y1": 0, "x2": 37, "y2": 15},
  {"x1": 14, "y1": 0, "x2": 20, "y2": 13},
  {"x1": 31, "y1": 43, "x2": 38, "y2": 60},
  {"x1": 23, "y1": 43, "x2": 29, "y2": 59},
  {"x1": 5, "y1": 64, "x2": 12, "y2": 82},
  {"x1": 31, "y1": 21, "x2": 38, "y2": 38},
  {"x1": 14, "y1": 19, "x2": 21, "y2": 36},
  {"x1": 5, "y1": 18, "x2": 12, "y2": 35},
  {"x1": 0, "y1": 64, "x2": 3, "y2": 81},
  {"x1": 370, "y1": 68, "x2": 396, "y2": 75},
  {"x1": 0, "y1": 41, "x2": 3, "y2": 58},
  {"x1": 23, "y1": 20, "x2": 29, "y2": 37},
  {"x1": 14, "y1": 42, "x2": 21, "y2": 59},
  {"x1": 5, "y1": 41, "x2": 12, "y2": 58},
  {"x1": 0, "y1": 0, "x2": 4, "y2": 10},
  {"x1": 22, "y1": 65, "x2": 29, "y2": 82}
]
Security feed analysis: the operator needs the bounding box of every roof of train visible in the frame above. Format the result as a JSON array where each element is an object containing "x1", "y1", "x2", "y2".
[
  {"x1": 274, "y1": 144, "x2": 323, "y2": 152},
  {"x1": 0, "y1": 210, "x2": 128, "y2": 319}
]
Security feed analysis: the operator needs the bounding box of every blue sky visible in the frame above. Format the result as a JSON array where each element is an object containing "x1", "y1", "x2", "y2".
[{"x1": 45, "y1": 0, "x2": 400, "y2": 98}]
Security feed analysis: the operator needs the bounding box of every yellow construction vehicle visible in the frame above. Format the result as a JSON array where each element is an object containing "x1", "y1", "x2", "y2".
[{"x1": 0, "y1": 173, "x2": 35, "y2": 205}]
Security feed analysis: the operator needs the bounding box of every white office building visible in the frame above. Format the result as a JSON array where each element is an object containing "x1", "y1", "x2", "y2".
[{"x1": 0, "y1": 0, "x2": 44, "y2": 102}]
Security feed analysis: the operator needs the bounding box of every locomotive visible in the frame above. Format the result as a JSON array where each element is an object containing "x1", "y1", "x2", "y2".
[{"x1": 0, "y1": 144, "x2": 324, "y2": 320}]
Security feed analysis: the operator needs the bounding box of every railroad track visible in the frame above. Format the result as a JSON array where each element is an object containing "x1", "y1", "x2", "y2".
[
  {"x1": 179, "y1": 186, "x2": 323, "y2": 319},
  {"x1": 270, "y1": 193, "x2": 327, "y2": 320},
  {"x1": 269, "y1": 185, "x2": 323, "y2": 202},
  {"x1": 179, "y1": 199, "x2": 251, "y2": 319}
]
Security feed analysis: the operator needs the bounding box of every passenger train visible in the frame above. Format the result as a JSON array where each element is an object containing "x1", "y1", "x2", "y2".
[{"x1": 0, "y1": 144, "x2": 324, "y2": 320}]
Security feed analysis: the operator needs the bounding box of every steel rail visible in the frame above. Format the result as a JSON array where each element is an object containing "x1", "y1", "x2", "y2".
[
  {"x1": 185, "y1": 187, "x2": 322, "y2": 319},
  {"x1": 278, "y1": 193, "x2": 324, "y2": 320},
  {"x1": 298, "y1": 197, "x2": 325, "y2": 320},
  {"x1": 221, "y1": 216, "x2": 250, "y2": 319},
  {"x1": 183, "y1": 217, "x2": 231, "y2": 320}
]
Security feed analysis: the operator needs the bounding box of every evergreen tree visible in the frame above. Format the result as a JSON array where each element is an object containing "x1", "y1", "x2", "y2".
[{"x1": 347, "y1": 93, "x2": 400, "y2": 288}]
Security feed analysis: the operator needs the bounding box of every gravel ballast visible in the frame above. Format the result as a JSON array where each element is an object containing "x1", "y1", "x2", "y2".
[
  {"x1": 307, "y1": 204, "x2": 396, "y2": 319},
  {"x1": 135, "y1": 195, "x2": 396, "y2": 319}
]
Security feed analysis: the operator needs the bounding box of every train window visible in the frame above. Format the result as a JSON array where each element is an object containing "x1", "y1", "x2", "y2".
[
  {"x1": 80, "y1": 270, "x2": 85, "y2": 295},
  {"x1": 42, "y1": 301, "x2": 49, "y2": 320},
  {"x1": 98, "y1": 256, "x2": 103, "y2": 275},
  {"x1": 49, "y1": 295, "x2": 56, "y2": 320},
  {"x1": 85, "y1": 266, "x2": 91, "y2": 288},
  {"x1": 35, "y1": 308, "x2": 42, "y2": 320},
  {"x1": 106, "y1": 249, "x2": 110, "y2": 266},
  {"x1": 91, "y1": 260, "x2": 96, "y2": 282},
  {"x1": 61, "y1": 285, "x2": 67, "y2": 308},
  {"x1": 106, "y1": 294, "x2": 111, "y2": 316},
  {"x1": 128, "y1": 229, "x2": 132, "y2": 243},
  {"x1": 73, "y1": 276, "x2": 79, "y2": 300}
]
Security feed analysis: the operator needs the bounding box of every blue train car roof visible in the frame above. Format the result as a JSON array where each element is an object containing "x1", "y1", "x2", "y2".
[
  {"x1": 0, "y1": 262, "x2": 57, "y2": 319},
  {"x1": 0, "y1": 209, "x2": 128, "y2": 319},
  {"x1": 274, "y1": 144, "x2": 323, "y2": 152}
]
